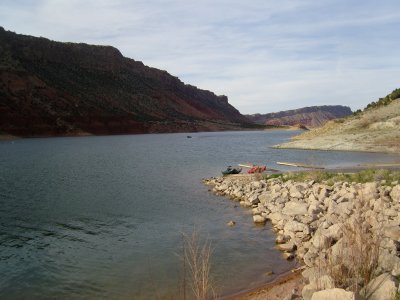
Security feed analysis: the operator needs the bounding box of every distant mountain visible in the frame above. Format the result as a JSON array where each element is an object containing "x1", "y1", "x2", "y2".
[
  {"x1": 0, "y1": 27, "x2": 253, "y2": 137},
  {"x1": 246, "y1": 105, "x2": 352, "y2": 128},
  {"x1": 274, "y1": 89, "x2": 400, "y2": 153}
]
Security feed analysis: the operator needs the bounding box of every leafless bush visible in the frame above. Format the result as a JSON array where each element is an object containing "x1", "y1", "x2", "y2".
[
  {"x1": 182, "y1": 230, "x2": 215, "y2": 300},
  {"x1": 325, "y1": 196, "x2": 381, "y2": 293}
]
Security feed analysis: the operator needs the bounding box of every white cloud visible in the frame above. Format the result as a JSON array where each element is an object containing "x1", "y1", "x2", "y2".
[{"x1": 1, "y1": 0, "x2": 399, "y2": 114}]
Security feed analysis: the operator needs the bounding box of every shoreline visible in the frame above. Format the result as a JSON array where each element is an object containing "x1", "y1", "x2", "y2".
[
  {"x1": 223, "y1": 267, "x2": 305, "y2": 300},
  {"x1": 0, "y1": 127, "x2": 286, "y2": 141},
  {"x1": 205, "y1": 168, "x2": 400, "y2": 299}
]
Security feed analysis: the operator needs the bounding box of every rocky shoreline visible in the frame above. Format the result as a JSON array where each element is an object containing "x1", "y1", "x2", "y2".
[{"x1": 204, "y1": 174, "x2": 400, "y2": 299}]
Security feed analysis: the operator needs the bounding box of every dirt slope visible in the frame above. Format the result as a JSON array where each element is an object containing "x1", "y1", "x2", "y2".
[{"x1": 274, "y1": 99, "x2": 400, "y2": 153}]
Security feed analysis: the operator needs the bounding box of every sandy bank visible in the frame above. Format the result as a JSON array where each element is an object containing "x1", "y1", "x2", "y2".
[{"x1": 225, "y1": 269, "x2": 304, "y2": 300}]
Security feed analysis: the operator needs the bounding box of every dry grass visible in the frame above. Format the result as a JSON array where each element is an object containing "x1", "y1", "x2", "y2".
[
  {"x1": 182, "y1": 230, "x2": 215, "y2": 300},
  {"x1": 324, "y1": 196, "x2": 381, "y2": 293}
]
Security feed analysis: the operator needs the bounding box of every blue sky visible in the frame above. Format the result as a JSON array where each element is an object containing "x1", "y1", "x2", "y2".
[{"x1": 1, "y1": 0, "x2": 399, "y2": 114}]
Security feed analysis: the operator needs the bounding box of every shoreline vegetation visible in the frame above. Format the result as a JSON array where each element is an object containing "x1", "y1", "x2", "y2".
[{"x1": 204, "y1": 169, "x2": 400, "y2": 300}]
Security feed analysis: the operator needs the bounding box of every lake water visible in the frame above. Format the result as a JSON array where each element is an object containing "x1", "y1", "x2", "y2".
[{"x1": 1, "y1": 130, "x2": 399, "y2": 299}]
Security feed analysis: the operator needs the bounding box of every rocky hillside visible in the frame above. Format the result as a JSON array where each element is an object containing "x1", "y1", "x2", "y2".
[
  {"x1": 0, "y1": 27, "x2": 253, "y2": 137},
  {"x1": 247, "y1": 106, "x2": 352, "y2": 128},
  {"x1": 274, "y1": 89, "x2": 400, "y2": 153}
]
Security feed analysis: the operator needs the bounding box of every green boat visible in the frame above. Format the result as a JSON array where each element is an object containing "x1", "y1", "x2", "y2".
[{"x1": 222, "y1": 166, "x2": 242, "y2": 175}]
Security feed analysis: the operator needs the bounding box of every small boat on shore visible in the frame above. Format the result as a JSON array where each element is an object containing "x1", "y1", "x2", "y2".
[
  {"x1": 222, "y1": 166, "x2": 242, "y2": 175},
  {"x1": 248, "y1": 165, "x2": 267, "y2": 173}
]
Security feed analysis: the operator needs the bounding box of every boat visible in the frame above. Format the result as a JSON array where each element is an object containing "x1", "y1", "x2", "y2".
[
  {"x1": 222, "y1": 166, "x2": 242, "y2": 175},
  {"x1": 247, "y1": 165, "x2": 267, "y2": 174}
]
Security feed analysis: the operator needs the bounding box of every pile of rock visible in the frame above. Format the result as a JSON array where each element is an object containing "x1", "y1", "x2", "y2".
[{"x1": 204, "y1": 176, "x2": 400, "y2": 300}]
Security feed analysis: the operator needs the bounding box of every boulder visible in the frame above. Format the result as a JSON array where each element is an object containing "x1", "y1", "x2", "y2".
[
  {"x1": 363, "y1": 182, "x2": 379, "y2": 201},
  {"x1": 258, "y1": 193, "x2": 270, "y2": 203},
  {"x1": 227, "y1": 220, "x2": 236, "y2": 226},
  {"x1": 253, "y1": 215, "x2": 266, "y2": 224},
  {"x1": 282, "y1": 201, "x2": 309, "y2": 216},
  {"x1": 303, "y1": 249, "x2": 319, "y2": 267},
  {"x1": 378, "y1": 250, "x2": 400, "y2": 276},
  {"x1": 360, "y1": 273, "x2": 398, "y2": 300},
  {"x1": 311, "y1": 288, "x2": 359, "y2": 300},
  {"x1": 383, "y1": 208, "x2": 398, "y2": 218},
  {"x1": 277, "y1": 241, "x2": 296, "y2": 252},
  {"x1": 284, "y1": 221, "x2": 310, "y2": 234},
  {"x1": 383, "y1": 226, "x2": 400, "y2": 240},
  {"x1": 302, "y1": 267, "x2": 325, "y2": 282},
  {"x1": 275, "y1": 234, "x2": 290, "y2": 244},
  {"x1": 269, "y1": 212, "x2": 285, "y2": 224},
  {"x1": 248, "y1": 194, "x2": 260, "y2": 205},
  {"x1": 390, "y1": 185, "x2": 400, "y2": 201},
  {"x1": 308, "y1": 275, "x2": 335, "y2": 290},
  {"x1": 252, "y1": 181, "x2": 263, "y2": 189},
  {"x1": 336, "y1": 201, "x2": 353, "y2": 216},
  {"x1": 302, "y1": 283, "x2": 318, "y2": 300},
  {"x1": 289, "y1": 187, "x2": 304, "y2": 199}
]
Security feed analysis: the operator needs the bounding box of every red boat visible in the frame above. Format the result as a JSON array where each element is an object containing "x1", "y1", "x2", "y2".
[{"x1": 247, "y1": 165, "x2": 267, "y2": 174}]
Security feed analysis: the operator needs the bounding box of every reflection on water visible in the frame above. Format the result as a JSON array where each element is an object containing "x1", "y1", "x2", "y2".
[{"x1": 0, "y1": 131, "x2": 398, "y2": 299}]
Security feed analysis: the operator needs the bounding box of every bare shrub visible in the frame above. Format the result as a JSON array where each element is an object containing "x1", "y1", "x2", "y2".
[
  {"x1": 182, "y1": 230, "x2": 215, "y2": 300},
  {"x1": 325, "y1": 196, "x2": 381, "y2": 293}
]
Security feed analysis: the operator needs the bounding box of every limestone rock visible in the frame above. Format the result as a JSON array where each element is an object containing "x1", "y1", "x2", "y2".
[
  {"x1": 390, "y1": 185, "x2": 400, "y2": 201},
  {"x1": 283, "y1": 201, "x2": 309, "y2": 216},
  {"x1": 383, "y1": 226, "x2": 400, "y2": 240},
  {"x1": 311, "y1": 288, "x2": 359, "y2": 300},
  {"x1": 253, "y1": 215, "x2": 266, "y2": 224},
  {"x1": 360, "y1": 273, "x2": 398, "y2": 300},
  {"x1": 302, "y1": 284, "x2": 318, "y2": 300},
  {"x1": 227, "y1": 220, "x2": 236, "y2": 226},
  {"x1": 277, "y1": 241, "x2": 296, "y2": 252}
]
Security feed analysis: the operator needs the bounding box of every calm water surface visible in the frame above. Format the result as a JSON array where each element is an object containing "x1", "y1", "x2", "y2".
[{"x1": 0, "y1": 131, "x2": 398, "y2": 299}]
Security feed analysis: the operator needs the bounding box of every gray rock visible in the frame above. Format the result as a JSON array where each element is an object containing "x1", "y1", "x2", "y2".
[
  {"x1": 277, "y1": 241, "x2": 296, "y2": 252},
  {"x1": 360, "y1": 273, "x2": 398, "y2": 300},
  {"x1": 390, "y1": 185, "x2": 400, "y2": 201},
  {"x1": 383, "y1": 208, "x2": 398, "y2": 218},
  {"x1": 258, "y1": 193, "x2": 270, "y2": 203},
  {"x1": 379, "y1": 250, "x2": 400, "y2": 276},
  {"x1": 276, "y1": 234, "x2": 290, "y2": 244},
  {"x1": 240, "y1": 201, "x2": 252, "y2": 208},
  {"x1": 283, "y1": 252, "x2": 295, "y2": 260},
  {"x1": 284, "y1": 220, "x2": 310, "y2": 234},
  {"x1": 252, "y1": 181, "x2": 263, "y2": 189},
  {"x1": 253, "y1": 215, "x2": 266, "y2": 224},
  {"x1": 269, "y1": 212, "x2": 285, "y2": 223},
  {"x1": 283, "y1": 201, "x2": 309, "y2": 216},
  {"x1": 383, "y1": 225, "x2": 400, "y2": 240},
  {"x1": 289, "y1": 183, "x2": 307, "y2": 198},
  {"x1": 302, "y1": 283, "x2": 318, "y2": 300},
  {"x1": 302, "y1": 267, "x2": 325, "y2": 281},
  {"x1": 248, "y1": 194, "x2": 260, "y2": 205},
  {"x1": 303, "y1": 250, "x2": 318, "y2": 267},
  {"x1": 227, "y1": 220, "x2": 236, "y2": 226},
  {"x1": 311, "y1": 288, "x2": 360, "y2": 300},
  {"x1": 336, "y1": 201, "x2": 353, "y2": 216}
]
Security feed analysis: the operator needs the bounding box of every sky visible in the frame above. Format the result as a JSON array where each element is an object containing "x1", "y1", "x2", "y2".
[{"x1": 1, "y1": 0, "x2": 399, "y2": 114}]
